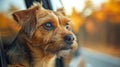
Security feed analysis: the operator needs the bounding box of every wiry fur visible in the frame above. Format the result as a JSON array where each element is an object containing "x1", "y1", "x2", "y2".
[{"x1": 5, "y1": 2, "x2": 77, "y2": 67}]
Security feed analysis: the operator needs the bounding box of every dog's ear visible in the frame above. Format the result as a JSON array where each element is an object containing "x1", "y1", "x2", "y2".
[
  {"x1": 12, "y1": 6, "x2": 39, "y2": 37},
  {"x1": 12, "y1": 6, "x2": 39, "y2": 26}
]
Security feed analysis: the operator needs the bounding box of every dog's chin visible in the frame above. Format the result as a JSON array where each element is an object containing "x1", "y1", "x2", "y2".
[{"x1": 56, "y1": 46, "x2": 73, "y2": 58}]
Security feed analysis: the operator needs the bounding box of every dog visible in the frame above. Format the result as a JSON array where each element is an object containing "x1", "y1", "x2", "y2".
[{"x1": 5, "y1": 2, "x2": 78, "y2": 67}]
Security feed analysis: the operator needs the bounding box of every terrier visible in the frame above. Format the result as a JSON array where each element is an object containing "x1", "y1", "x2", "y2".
[{"x1": 6, "y1": 2, "x2": 77, "y2": 67}]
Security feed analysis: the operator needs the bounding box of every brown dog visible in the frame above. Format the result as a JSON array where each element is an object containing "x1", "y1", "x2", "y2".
[{"x1": 6, "y1": 2, "x2": 77, "y2": 67}]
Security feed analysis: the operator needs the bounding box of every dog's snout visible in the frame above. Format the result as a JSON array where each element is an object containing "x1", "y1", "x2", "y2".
[{"x1": 64, "y1": 34, "x2": 74, "y2": 45}]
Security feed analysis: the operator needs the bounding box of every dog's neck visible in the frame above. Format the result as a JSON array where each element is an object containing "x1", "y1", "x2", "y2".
[
  {"x1": 22, "y1": 33, "x2": 56, "y2": 67},
  {"x1": 6, "y1": 32, "x2": 56, "y2": 67},
  {"x1": 26, "y1": 41, "x2": 56, "y2": 67}
]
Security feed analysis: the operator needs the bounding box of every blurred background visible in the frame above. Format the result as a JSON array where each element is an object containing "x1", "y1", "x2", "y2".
[{"x1": 0, "y1": 0, "x2": 120, "y2": 67}]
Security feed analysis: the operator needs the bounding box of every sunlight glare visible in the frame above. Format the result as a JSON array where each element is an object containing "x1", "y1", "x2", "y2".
[
  {"x1": 61, "y1": 0, "x2": 85, "y2": 15},
  {"x1": 91, "y1": 0, "x2": 108, "y2": 8}
]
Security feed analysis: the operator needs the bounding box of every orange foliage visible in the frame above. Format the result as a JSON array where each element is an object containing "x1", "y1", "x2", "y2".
[{"x1": 70, "y1": 8, "x2": 84, "y2": 33}]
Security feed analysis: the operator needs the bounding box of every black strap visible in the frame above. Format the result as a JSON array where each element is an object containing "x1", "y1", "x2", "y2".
[{"x1": 55, "y1": 57, "x2": 64, "y2": 67}]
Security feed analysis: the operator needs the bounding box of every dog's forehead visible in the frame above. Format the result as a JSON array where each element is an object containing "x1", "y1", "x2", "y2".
[
  {"x1": 36, "y1": 9, "x2": 71, "y2": 27},
  {"x1": 53, "y1": 12, "x2": 71, "y2": 25},
  {"x1": 36, "y1": 10, "x2": 59, "y2": 26}
]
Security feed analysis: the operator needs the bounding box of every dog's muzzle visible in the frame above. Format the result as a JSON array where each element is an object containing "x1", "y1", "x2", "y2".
[
  {"x1": 64, "y1": 34, "x2": 74, "y2": 45},
  {"x1": 61, "y1": 34, "x2": 74, "y2": 50}
]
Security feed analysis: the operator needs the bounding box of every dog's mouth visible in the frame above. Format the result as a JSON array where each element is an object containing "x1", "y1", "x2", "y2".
[
  {"x1": 60, "y1": 42, "x2": 73, "y2": 50},
  {"x1": 60, "y1": 46, "x2": 72, "y2": 50}
]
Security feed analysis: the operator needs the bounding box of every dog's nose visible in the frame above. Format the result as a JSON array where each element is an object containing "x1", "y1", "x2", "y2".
[{"x1": 64, "y1": 34, "x2": 74, "y2": 45}]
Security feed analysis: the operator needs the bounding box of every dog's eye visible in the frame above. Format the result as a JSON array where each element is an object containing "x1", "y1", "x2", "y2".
[
  {"x1": 65, "y1": 23, "x2": 72, "y2": 31},
  {"x1": 65, "y1": 25, "x2": 69, "y2": 29},
  {"x1": 43, "y1": 22, "x2": 54, "y2": 31},
  {"x1": 65, "y1": 23, "x2": 69, "y2": 29}
]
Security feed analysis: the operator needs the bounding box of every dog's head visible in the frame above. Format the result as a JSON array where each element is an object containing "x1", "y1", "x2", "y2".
[{"x1": 13, "y1": 3, "x2": 78, "y2": 56}]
